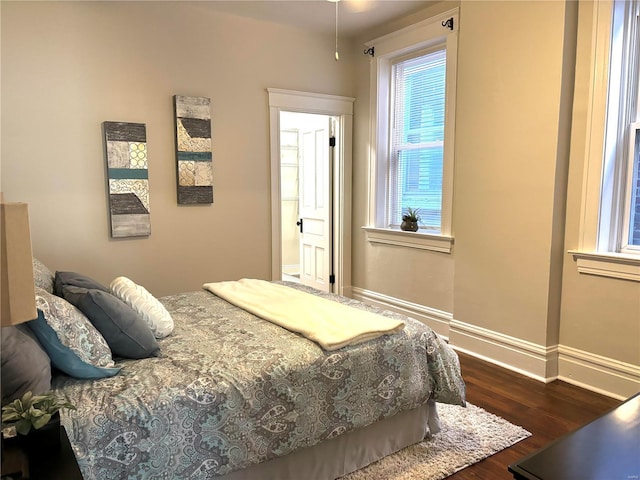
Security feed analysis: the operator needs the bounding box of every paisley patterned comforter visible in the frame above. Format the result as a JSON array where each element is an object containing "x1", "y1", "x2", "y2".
[{"x1": 53, "y1": 283, "x2": 466, "y2": 479}]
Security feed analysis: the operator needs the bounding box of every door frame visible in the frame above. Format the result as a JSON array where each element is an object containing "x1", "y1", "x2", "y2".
[{"x1": 267, "y1": 88, "x2": 354, "y2": 296}]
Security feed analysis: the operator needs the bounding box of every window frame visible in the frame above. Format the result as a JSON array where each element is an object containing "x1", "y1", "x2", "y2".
[
  {"x1": 570, "y1": 0, "x2": 640, "y2": 281},
  {"x1": 363, "y1": 9, "x2": 458, "y2": 254}
]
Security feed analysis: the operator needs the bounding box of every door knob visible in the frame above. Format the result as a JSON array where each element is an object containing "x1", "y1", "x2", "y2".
[{"x1": 296, "y1": 219, "x2": 303, "y2": 233}]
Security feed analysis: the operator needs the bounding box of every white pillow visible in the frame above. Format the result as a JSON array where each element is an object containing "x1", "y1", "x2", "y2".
[{"x1": 109, "y1": 276, "x2": 174, "y2": 339}]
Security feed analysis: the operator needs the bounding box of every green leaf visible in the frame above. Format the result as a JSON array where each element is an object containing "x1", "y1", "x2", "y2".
[
  {"x1": 30, "y1": 395, "x2": 50, "y2": 406},
  {"x1": 32, "y1": 413, "x2": 52, "y2": 430},
  {"x1": 28, "y1": 406, "x2": 45, "y2": 418},
  {"x1": 22, "y1": 391, "x2": 33, "y2": 405},
  {"x1": 1, "y1": 411, "x2": 21, "y2": 423},
  {"x1": 15, "y1": 419, "x2": 32, "y2": 436}
]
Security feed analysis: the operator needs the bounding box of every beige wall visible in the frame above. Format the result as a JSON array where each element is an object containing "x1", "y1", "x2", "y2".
[
  {"x1": 453, "y1": 0, "x2": 571, "y2": 346},
  {"x1": 1, "y1": 1, "x2": 355, "y2": 297}
]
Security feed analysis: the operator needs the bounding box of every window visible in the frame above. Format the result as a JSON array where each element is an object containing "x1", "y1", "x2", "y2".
[
  {"x1": 600, "y1": 0, "x2": 640, "y2": 254},
  {"x1": 389, "y1": 49, "x2": 446, "y2": 230},
  {"x1": 572, "y1": 0, "x2": 640, "y2": 281},
  {"x1": 363, "y1": 9, "x2": 458, "y2": 253}
]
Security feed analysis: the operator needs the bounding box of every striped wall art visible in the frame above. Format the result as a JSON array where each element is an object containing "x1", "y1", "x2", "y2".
[
  {"x1": 174, "y1": 95, "x2": 213, "y2": 204},
  {"x1": 103, "y1": 121, "x2": 151, "y2": 238}
]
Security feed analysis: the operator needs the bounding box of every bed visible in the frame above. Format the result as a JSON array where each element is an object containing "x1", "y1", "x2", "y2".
[{"x1": 7, "y1": 260, "x2": 466, "y2": 480}]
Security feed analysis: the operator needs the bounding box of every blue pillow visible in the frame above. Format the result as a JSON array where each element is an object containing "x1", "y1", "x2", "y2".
[
  {"x1": 32, "y1": 288, "x2": 119, "y2": 379},
  {"x1": 28, "y1": 309, "x2": 120, "y2": 380},
  {"x1": 54, "y1": 271, "x2": 110, "y2": 297},
  {"x1": 60, "y1": 286, "x2": 160, "y2": 359}
]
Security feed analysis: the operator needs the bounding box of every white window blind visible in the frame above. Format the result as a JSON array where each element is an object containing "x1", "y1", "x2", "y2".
[{"x1": 389, "y1": 48, "x2": 446, "y2": 230}]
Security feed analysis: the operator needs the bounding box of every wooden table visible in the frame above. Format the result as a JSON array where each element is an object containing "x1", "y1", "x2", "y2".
[{"x1": 508, "y1": 392, "x2": 640, "y2": 480}]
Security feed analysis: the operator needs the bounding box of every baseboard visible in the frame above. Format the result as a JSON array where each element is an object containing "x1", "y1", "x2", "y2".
[
  {"x1": 350, "y1": 288, "x2": 638, "y2": 400},
  {"x1": 447, "y1": 320, "x2": 639, "y2": 400},
  {"x1": 449, "y1": 319, "x2": 558, "y2": 382},
  {"x1": 557, "y1": 345, "x2": 640, "y2": 401},
  {"x1": 350, "y1": 287, "x2": 452, "y2": 339}
]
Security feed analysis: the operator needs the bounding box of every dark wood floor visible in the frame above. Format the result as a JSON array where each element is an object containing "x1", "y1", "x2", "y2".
[{"x1": 448, "y1": 351, "x2": 622, "y2": 479}]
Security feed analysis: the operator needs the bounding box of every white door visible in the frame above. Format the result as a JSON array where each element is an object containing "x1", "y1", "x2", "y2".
[{"x1": 298, "y1": 115, "x2": 332, "y2": 292}]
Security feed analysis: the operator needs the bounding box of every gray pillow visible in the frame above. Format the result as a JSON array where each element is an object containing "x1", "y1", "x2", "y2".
[
  {"x1": 60, "y1": 285, "x2": 160, "y2": 359},
  {"x1": 1, "y1": 324, "x2": 52, "y2": 404},
  {"x1": 54, "y1": 271, "x2": 110, "y2": 297}
]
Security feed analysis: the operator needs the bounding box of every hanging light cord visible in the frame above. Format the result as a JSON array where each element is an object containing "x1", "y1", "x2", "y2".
[{"x1": 335, "y1": 0, "x2": 339, "y2": 61}]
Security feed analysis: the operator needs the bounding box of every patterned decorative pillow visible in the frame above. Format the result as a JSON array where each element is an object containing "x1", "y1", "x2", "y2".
[
  {"x1": 33, "y1": 258, "x2": 55, "y2": 293},
  {"x1": 110, "y1": 276, "x2": 174, "y2": 339},
  {"x1": 29, "y1": 288, "x2": 120, "y2": 379}
]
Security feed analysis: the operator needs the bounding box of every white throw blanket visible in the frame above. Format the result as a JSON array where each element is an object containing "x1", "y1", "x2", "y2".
[{"x1": 203, "y1": 279, "x2": 405, "y2": 351}]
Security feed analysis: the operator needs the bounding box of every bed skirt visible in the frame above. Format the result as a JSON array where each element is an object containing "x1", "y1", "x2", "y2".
[{"x1": 218, "y1": 400, "x2": 440, "y2": 480}]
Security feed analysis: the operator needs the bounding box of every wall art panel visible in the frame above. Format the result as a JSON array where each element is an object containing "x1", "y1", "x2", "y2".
[
  {"x1": 174, "y1": 95, "x2": 213, "y2": 204},
  {"x1": 103, "y1": 121, "x2": 151, "y2": 238}
]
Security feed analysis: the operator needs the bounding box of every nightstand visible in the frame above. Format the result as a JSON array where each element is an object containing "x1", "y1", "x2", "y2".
[{"x1": 1, "y1": 425, "x2": 83, "y2": 480}]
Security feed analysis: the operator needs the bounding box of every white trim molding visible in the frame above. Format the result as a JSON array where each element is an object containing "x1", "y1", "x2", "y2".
[
  {"x1": 351, "y1": 286, "x2": 452, "y2": 338},
  {"x1": 569, "y1": 250, "x2": 640, "y2": 282},
  {"x1": 449, "y1": 319, "x2": 639, "y2": 399},
  {"x1": 362, "y1": 227, "x2": 453, "y2": 253},
  {"x1": 558, "y1": 345, "x2": 640, "y2": 400},
  {"x1": 576, "y1": 0, "x2": 613, "y2": 252},
  {"x1": 267, "y1": 88, "x2": 354, "y2": 296},
  {"x1": 449, "y1": 320, "x2": 559, "y2": 383},
  {"x1": 267, "y1": 88, "x2": 355, "y2": 115}
]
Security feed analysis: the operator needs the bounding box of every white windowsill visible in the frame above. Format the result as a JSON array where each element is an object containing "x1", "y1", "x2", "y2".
[
  {"x1": 569, "y1": 250, "x2": 640, "y2": 282},
  {"x1": 362, "y1": 227, "x2": 453, "y2": 253}
]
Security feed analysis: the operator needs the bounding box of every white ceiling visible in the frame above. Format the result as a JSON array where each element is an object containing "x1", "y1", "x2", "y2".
[{"x1": 196, "y1": 1, "x2": 433, "y2": 37}]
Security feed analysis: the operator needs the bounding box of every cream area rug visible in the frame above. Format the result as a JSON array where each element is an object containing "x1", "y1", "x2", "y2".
[{"x1": 343, "y1": 403, "x2": 531, "y2": 480}]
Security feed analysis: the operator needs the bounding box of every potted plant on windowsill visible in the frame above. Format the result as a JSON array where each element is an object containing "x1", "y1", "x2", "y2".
[
  {"x1": 2, "y1": 391, "x2": 76, "y2": 451},
  {"x1": 401, "y1": 207, "x2": 420, "y2": 232}
]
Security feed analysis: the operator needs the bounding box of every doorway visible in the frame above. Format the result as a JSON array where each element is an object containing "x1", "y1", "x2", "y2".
[
  {"x1": 268, "y1": 88, "x2": 354, "y2": 296},
  {"x1": 279, "y1": 111, "x2": 335, "y2": 292}
]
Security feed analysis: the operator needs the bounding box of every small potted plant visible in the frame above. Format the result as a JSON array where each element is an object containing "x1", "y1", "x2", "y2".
[
  {"x1": 2, "y1": 391, "x2": 75, "y2": 450},
  {"x1": 401, "y1": 207, "x2": 420, "y2": 232}
]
